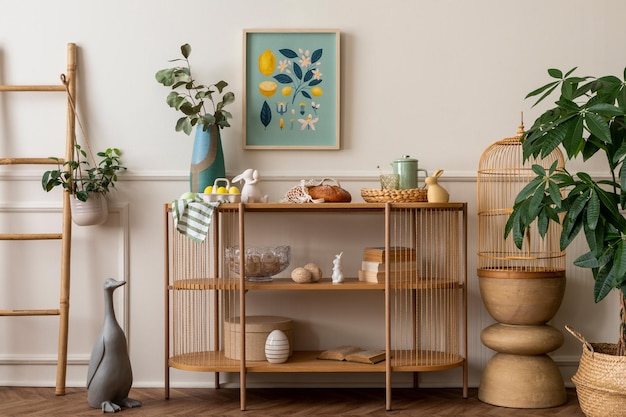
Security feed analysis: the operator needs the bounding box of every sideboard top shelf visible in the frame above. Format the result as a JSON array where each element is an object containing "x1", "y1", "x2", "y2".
[{"x1": 166, "y1": 202, "x2": 467, "y2": 213}]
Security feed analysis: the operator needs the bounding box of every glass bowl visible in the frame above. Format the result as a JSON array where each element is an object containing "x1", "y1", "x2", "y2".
[{"x1": 225, "y1": 245, "x2": 291, "y2": 282}]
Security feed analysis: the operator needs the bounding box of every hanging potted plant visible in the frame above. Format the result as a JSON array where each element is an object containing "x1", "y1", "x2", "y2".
[
  {"x1": 42, "y1": 144, "x2": 126, "y2": 226},
  {"x1": 155, "y1": 43, "x2": 235, "y2": 193},
  {"x1": 505, "y1": 67, "x2": 626, "y2": 416}
]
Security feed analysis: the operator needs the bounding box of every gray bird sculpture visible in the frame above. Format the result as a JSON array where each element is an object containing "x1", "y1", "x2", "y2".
[{"x1": 86, "y1": 279, "x2": 141, "y2": 412}]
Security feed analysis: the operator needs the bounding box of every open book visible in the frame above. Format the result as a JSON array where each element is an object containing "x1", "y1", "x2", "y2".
[{"x1": 318, "y1": 345, "x2": 386, "y2": 364}]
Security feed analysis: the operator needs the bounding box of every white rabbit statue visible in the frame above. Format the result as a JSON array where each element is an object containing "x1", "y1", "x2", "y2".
[
  {"x1": 426, "y1": 169, "x2": 449, "y2": 203},
  {"x1": 232, "y1": 168, "x2": 269, "y2": 203},
  {"x1": 332, "y1": 252, "x2": 344, "y2": 284}
]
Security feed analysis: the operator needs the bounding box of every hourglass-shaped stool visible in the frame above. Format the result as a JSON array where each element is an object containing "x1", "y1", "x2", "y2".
[{"x1": 478, "y1": 270, "x2": 567, "y2": 408}]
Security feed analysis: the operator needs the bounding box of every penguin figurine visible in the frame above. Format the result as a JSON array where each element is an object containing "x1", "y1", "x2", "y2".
[{"x1": 86, "y1": 279, "x2": 141, "y2": 412}]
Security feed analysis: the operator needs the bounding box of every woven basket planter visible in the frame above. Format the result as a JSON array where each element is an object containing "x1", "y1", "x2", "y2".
[{"x1": 566, "y1": 326, "x2": 626, "y2": 417}]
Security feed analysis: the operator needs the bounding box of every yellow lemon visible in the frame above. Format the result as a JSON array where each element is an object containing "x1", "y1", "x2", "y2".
[
  {"x1": 203, "y1": 185, "x2": 213, "y2": 194},
  {"x1": 258, "y1": 49, "x2": 276, "y2": 76},
  {"x1": 228, "y1": 186, "x2": 240, "y2": 195},
  {"x1": 311, "y1": 86, "x2": 323, "y2": 97},
  {"x1": 216, "y1": 186, "x2": 228, "y2": 194},
  {"x1": 259, "y1": 81, "x2": 277, "y2": 98},
  {"x1": 281, "y1": 86, "x2": 292, "y2": 96}
]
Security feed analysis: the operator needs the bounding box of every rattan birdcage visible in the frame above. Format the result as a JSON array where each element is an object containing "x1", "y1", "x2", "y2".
[{"x1": 477, "y1": 123, "x2": 566, "y2": 273}]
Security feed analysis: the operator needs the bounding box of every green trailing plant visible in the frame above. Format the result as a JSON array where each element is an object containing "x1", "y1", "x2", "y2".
[
  {"x1": 155, "y1": 43, "x2": 235, "y2": 135},
  {"x1": 42, "y1": 145, "x2": 126, "y2": 202},
  {"x1": 505, "y1": 67, "x2": 626, "y2": 354}
]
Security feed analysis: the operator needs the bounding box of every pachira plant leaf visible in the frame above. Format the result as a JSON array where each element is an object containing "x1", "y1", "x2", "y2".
[
  {"x1": 585, "y1": 112, "x2": 612, "y2": 144},
  {"x1": 586, "y1": 190, "x2": 600, "y2": 231}
]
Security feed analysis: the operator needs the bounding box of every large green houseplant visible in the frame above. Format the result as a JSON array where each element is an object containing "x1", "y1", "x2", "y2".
[{"x1": 505, "y1": 67, "x2": 626, "y2": 354}]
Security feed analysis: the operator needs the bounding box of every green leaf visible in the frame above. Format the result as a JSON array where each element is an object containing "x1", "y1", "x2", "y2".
[
  {"x1": 588, "y1": 103, "x2": 624, "y2": 116},
  {"x1": 585, "y1": 112, "x2": 612, "y2": 144},
  {"x1": 537, "y1": 208, "x2": 549, "y2": 237},
  {"x1": 539, "y1": 124, "x2": 568, "y2": 158},
  {"x1": 532, "y1": 164, "x2": 546, "y2": 176},
  {"x1": 514, "y1": 176, "x2": 544, "y2": 204},
  {"x1": 586, "y1": 190, "x2": 600, "y2": 231},
  {"x1": 548, "y1": 68, "x2": 563, "y2": 78},
  {"x1": 574, "y1": 251, "x2": 600, "y2": 268},
  {"x1": 525, "y1": 80, "x2": 559, "y2": 100},
  {"x1": 562, "y1": 116, "x2": 585, "y2": 158},
  {"x1": 596, "y1": 186, "x2": 626, "y2": 230},
  {"x1": 561, "y1": 191, "x2": 588, "y2": 249},
  {"x1": 547, "y1": 179, "x2": 563, "y2": 208},
  {"x1": 614, "y1": 240, "x2": 626, "y2": 283},
  {"x1": 620, "y1": 162, "x2": 626, "y2": 207},
  {"x1": 564, "y1": 67, "x2": 579, "y2": 77},
  {"x1": 214, "y1": 80, "x2": 228, "y2": 93},
  {"x1": 594, "y1": 259, "x2": 616, "y2": 302},
  {"x1": 181, "y1": 44, "x2": 191, "y2": 59}
]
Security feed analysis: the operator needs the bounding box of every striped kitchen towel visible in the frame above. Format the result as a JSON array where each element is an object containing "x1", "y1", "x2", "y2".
[{"x1": 171, "y1": 197, "x2": 220, "y2": 243}]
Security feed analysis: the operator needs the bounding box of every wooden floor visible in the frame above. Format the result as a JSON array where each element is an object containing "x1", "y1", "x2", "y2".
[{"x1": 0, "y1": 386, "x2": 585, "y2": 416}]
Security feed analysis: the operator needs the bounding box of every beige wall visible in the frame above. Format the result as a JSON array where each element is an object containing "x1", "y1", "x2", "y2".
[{"x1": 0, "y1": 0, "x2": 624, "y2": 388}]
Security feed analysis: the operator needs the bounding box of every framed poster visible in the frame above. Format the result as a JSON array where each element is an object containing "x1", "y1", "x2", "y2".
[{"x1": 243, "y1": 29, "x2": 340, "y2": 150}]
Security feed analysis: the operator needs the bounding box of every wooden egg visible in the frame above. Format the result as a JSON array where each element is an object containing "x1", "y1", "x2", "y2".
[
  {"x1": 291, "y1": 267, "x2": 312, "y2": 284},
  {"x1": 304, "y1": 263, "x2": 322, "y2": 282}
]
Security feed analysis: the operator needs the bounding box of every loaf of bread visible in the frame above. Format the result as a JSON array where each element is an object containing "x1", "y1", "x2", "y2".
[{"x1": 307, "y1": 185, "x2": 352, "y2": 202}]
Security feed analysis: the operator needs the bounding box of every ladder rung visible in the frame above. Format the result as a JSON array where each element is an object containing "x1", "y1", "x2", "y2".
[
  {"x1": 0, "y1": 157, "x2": 63, "y2": 165},
  {"x1": 0, "y1": 85, "x2": 65, "y2": 92},
  {"x1": 0, "y1": 309, "x2": 60, "y2": 316},
  {"x1": 0, "y1": 233, "x2": 63, "y2": 240}
]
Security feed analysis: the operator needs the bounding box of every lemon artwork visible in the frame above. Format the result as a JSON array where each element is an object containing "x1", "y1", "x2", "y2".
[
  {"x1": 259, "y1": 81, "x2": 277, "y2": 98},
  {"x1": 253, "y1": 44, "x2": 328, "y2": 140},
  {"x1": 258, "y1": 49, "x2": 276, "y2": 76}
]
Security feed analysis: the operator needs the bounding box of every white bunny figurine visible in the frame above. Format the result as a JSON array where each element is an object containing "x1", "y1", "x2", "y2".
[
  {"x1": 232, "y1": 168, "x2": 268, "y2": 203},
  {"x1": 332, "y1": 252, "x2": 344, "y2": 284}
]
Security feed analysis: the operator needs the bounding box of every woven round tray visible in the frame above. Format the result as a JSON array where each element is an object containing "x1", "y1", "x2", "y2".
[{"x1": 361, "y1": 187, "x2": 427, "y2": 203}]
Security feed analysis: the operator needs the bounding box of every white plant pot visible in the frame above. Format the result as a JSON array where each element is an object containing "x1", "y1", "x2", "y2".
[{"x1": 70, "y1": 193, "x2": 108, "y2": 226}]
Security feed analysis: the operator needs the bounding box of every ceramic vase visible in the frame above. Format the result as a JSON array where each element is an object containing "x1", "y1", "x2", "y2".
[
  {"x1": 190, "y1": 124, "x2": 225, "y2": 193},
  {"x1": 265, "y1": 329, "x2": 289, "y2": 364},
  {"x1": 70, "y1": 193, "x2": 108, "y2": 226}
]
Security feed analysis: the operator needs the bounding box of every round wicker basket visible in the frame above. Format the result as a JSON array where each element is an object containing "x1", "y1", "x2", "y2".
[
  {"x1": 360, "y1": 187, "x2": 427, "y2": 203},
  {"x1": 566, "y1": 325, "x2": 626, "y2": 417}
]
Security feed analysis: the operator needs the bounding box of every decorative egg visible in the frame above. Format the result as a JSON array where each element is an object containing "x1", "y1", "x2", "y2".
[
  {"x1": 304, "y1": 263, "x2": 322, "y2": 282},
  {"x1": 265, "y1": 329, "x2": 290, "y2": 364},
  {"x1": 291, "y1": 267, "x2": 312, "y2": 284}
]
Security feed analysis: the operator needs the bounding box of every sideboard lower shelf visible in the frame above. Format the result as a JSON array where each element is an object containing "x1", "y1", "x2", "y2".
[{"x1": 169, "y1": 350, "x2": 464, "y2": 373}]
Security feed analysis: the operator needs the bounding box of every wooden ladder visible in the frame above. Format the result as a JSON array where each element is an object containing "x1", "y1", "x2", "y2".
[{"x1": 0, "y1": 43, "x2": 76, "y2": 395}]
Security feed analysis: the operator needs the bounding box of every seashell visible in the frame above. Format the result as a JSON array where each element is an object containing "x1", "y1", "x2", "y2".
[
  {"x1": 303, "y1": 263, "x2": 322, "y2": 282},
  {"x1": 291, "y1": 267, "x2": 312, "y2": 284}
]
